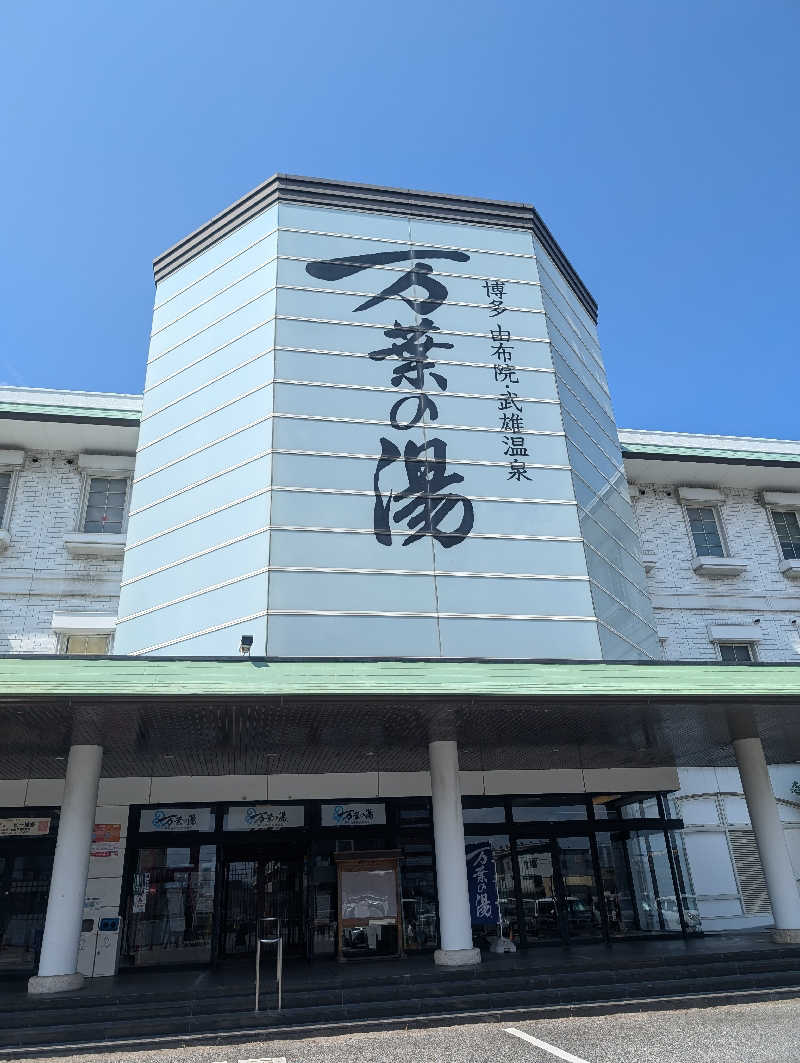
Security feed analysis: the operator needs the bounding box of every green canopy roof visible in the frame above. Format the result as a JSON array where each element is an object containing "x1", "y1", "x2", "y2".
[
  {"x1": 0, "y1": 657, "x2": 797, "y2": 700},
  {"x1": 621, "y1": 441, "x2": 800, "y2": 466}
]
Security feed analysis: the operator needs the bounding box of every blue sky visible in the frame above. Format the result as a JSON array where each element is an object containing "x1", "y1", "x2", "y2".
[{"x1": 1, "y1": 1, "x2": 797, "y2": 437}]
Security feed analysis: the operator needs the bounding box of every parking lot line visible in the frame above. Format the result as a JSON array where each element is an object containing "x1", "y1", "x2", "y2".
[
  {"x1": 505, "y1": 1027, "x2": 590, "y2": 1062},
  {"x1": 237, "y1": 1057, "x2": 287, "y2": 1062}
]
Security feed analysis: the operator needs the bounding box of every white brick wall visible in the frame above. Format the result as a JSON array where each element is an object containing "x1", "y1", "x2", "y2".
[
  {"x1": 630, "y1": 483, "x2": 800, "y2": 662},
  {"x1": 0, "y1": 451, "x2": 122, "y2": 652}
]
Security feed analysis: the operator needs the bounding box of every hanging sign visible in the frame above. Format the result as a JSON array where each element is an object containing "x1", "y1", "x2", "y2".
[
  {"x1": 465, "y1": 841, "x2": 501, "y2": 925},
  {"x1": 321, "y1": 802, "x2": 386, "y2": 827},
  {"x1": 224, "y1": 804, "x2": 304, "y2": 831},
  {"x1": 139, "y1": 807, "x2": 213, "y2": 832},
  {"x1": 0, "y1": 817, "x2": 50, "y2": 837}
]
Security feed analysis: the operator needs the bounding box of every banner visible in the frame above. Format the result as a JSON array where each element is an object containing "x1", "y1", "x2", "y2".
[{"x1": 465, "y1": 841, "x2": 500, "y2": 925}]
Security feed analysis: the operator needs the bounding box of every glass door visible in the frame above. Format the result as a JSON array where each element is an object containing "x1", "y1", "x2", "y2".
[
  {"x1": 552, "y1": 836, "x2": 604, "y2": 940},
  {"x1": 0, "y1": 842, "x2": 54, "y2": 970},
  {"x1": 515, "y1": 838, "x2": 562, "y2": 943},
  {"x1": 516, "y1": 836, "x2": 604, "y2": 944},
  {"x1": 125, "y1": 843, "x2": 217, "y2": 966},
  {"x1": 222, "y1": 845, "x2": 306, "y2": 959}
]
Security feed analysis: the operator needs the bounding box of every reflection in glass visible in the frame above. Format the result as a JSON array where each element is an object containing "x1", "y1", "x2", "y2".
[
  {"x1": 0, "y1": 846, "x2": 54, "y2": 971},
  {"x1": 399, "y1": 842, "x2": 438, "y2": 952},
  {"x1": 125, "y1": 845, "x2": 216, "y2": 965},
  {"x1": 513, "y1": 800, "x2": 587, "y2": 822},
  {"x1": 516, "y1": 839, "x2": 560, "y2": 942},
  {"x1": 596, "y1": 830, "x2": 699, "y2": 936},
  {"x1": 553, "y1": 837, "x2": 603, "y2": 939}
]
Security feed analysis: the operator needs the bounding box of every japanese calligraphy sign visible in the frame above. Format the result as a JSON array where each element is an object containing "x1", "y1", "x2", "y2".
[
  {"x1": 139, "y1": 807, "x2": 214, "y2": 832},
  {"x1": 224, "y1": 804, "x2": 305, "y2": 830},
  {"x1": 465, "y1": 841, "x2": 501, "y2": 925},
  {"x1": 321, "y1": 802, "x2": 387, "y2": 827},
  {"x1": 306, "y1": 248, "x2": 477, "y2": 548}
]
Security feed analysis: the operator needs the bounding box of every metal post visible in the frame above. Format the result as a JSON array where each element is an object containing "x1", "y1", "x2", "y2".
[{"x1": 254, "y1": 917, "x2": 282, "y2": 1013}]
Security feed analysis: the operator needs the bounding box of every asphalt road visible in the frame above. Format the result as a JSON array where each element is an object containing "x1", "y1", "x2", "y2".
[{"x1": 23, "y1": 998, "x2": 800, "y2": 1063}]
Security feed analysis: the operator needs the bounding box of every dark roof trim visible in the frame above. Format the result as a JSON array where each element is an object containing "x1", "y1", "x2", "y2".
[
  {"x1": 621, "y1": 447, "x2": 800, "y2": 469},
  {"x1": 3, "y1": 654, "x2": 798, "y2": 666},
  {"x1": 0, "y1": 411, "x2": 139, "y2": 428},
  {"x1": 153, "y1": 174, "x2": 598, "y2": 323}
]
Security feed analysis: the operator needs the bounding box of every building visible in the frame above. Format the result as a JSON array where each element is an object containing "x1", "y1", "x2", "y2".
[{"x1": 0, "y1": 176, "x2": 797, "y2": 996}]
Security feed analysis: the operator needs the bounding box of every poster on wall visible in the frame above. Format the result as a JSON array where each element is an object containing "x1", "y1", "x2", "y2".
[
  {"x1": 224, "y1": 804, "x2": 304, "y2": 831},
  {"x1": 90, "y1": 842, "x2": 121, "y2": 859},
  {"x1": 0, "y1": 817, "x2": 50, "y2": 837},
  {"x1": 91, "y1": 823, "x2": 121, "y2": 858},
  {"x1": 131, "y1": 872, "x2": 149, "y2": 914},
  {"x1": 321, "y1": 803, "x2": 386, "y2": 827},
  {"x1": 93, "y1": 824, "x2": 121, "y2": 842},
  {"x1": 139, "y1": 807, "x2": 213, "y2": 832}
]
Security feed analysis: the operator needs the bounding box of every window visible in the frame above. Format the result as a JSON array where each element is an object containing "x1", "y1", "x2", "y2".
[
  {"x1": 83, "y1": 477, "x2": 128, "y2": 534},
  {"x1": 771, "y1": 510, "x2": 800, "y2": 560},
  {"x1": 686, "y1": 506, "x2": 725, "y2": 557},
  {"x1": 62, "y1": 634, "x2": 111, "y2": 655},
  {"x1": 0, "y1": 472, "x2": 10, "y2": 525},
  {"x1": 718, "y1": 643, "x2": 754, "y2": 663}
]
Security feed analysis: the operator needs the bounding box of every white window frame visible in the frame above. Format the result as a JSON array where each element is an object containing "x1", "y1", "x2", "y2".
[
  {"x1": 768, "y1": 506, "x2": 800, "y2": 562},
  {"x1": 682, "y1": 503, "x2": 729, "y2": 559},
  {"x1": 0, "y1": 466, "x2": 20, "y2": 532},
  {"x1": 75, "y1": 454, "x2": 135, "y2": 536},
  {"x1": 0, "y1": 450, "x2": 25, "y2": 530},
  {"x1": 58, "y1": 632, "x2": 113, "y2": 655},
  {"x1": 52, "y1": 613, "x2": 116, "y2": 655},
  {"x1": 77, "y1": 473, "x2": 131, "y2": 535},
  {"x1": 716, "y1": 641, "x2": 757, "y2": 664}
]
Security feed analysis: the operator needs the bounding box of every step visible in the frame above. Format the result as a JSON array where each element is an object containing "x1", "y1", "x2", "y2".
[
  {"x1": 3, "y1": 949, "x2": 800, "y2": 1030},
  {"x1": 3, "y1": 941, "x2": 797, "y2": 1019},
  {"x1": 4, "y1": 965, "x2": 800, "y2": 1050}
]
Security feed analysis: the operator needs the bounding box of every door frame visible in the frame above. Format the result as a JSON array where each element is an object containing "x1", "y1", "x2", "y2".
[{"x1": 217, "y1": 839, "x2": 309, "y2": 962}]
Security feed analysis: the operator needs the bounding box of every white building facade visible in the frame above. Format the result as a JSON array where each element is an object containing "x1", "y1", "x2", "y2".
[{"x1": 0, "y1": 177, "x2": 798, "y2": 993}]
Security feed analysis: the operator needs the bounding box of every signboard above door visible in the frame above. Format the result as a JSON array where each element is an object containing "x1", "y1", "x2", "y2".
[
  {"x1": 321, "y1": 802, "x2": 386, "y2": 827},
  {"x1": 224, "y1": 804, "x2": 305, "y2": 831}
]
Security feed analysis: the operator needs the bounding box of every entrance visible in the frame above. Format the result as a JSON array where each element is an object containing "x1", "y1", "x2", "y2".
[
  {"x1": 0, "y1": 838, "x2": 55, "y2": 971},
  {"x1": 516, "y1": 836, "x2": 603, "y2": 944},
  {"x1": 221, "y1": 844, "x2": 306, "y2": 959}
]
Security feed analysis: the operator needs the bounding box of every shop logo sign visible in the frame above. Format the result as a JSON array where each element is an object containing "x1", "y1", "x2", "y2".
[
  {"x1": 247, "y1": 806, "x2": 286, "y2": 827},
  {"x1": 225, "y1": 804, "x2": 304, "y2": 831},
  {"x1": 140, "y1": 807, "x2": 213, "y2": 832},
  {"x1": 153, "y1": 809, "x2": 198, "y2": 829},
  {"x1": 321, "y1": 802, "x2": 387, "y2": 827}
]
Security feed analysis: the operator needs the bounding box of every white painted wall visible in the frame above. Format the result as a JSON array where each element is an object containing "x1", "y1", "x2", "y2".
[
  {"x1": 629, "y1": 483, "x2": 800, "y2": 662},
  {"x1": 0, "y1": 450, "x2": 123, "y2": 652}
]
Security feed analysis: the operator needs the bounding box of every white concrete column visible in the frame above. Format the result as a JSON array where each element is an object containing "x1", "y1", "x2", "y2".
[
  {"x1": 734, "y1": 736, "x2": 800, "y2": 943},
  {"x1": 28, "y1": 743, "x2": 103, "y2": 994},
  {"x1": 429, "y1": 739, "x2": 480, "y2": 966}
]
